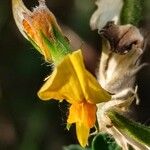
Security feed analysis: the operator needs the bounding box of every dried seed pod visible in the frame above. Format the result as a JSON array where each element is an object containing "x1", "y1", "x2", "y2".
[
  {"x1": 96, "y1": 24, "x2": 148, "y2": 150},
  {"x1": 99, "y1": 22, "x2": 144, "y2": 54},
  {"x1": 97, "y1": 23, "x2": 145, "y2": 99}
]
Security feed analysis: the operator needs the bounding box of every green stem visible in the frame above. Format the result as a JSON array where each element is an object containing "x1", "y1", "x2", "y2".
[{"x1": 121, "y1": 0, "x2": 143, "y2": 26}]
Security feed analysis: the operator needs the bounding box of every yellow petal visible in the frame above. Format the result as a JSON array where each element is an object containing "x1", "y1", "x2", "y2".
[
  {"x1": 76, "y1": 122, "x2": 90, "y2": 147},
  {"x1": 85, "y1": 70, "x2": 111, "y2": 103},
  {"x1": 67, "y1": 103, "x2": 82, "y2": 124},
  {"x1": 38, "y1": 50, "x2": 111, "y2": 103},
  {"x1": 38, "y1": 52, "x2": 84, "y2": 103},
  {"x1": 67, "y1": 101, "x2": 96, "y2": 147},
  {"x1": 67, "y1": 102, "x2": 96, "y2": 128},
  {"x1": 67, "y1": 50, "x2": 111, "y2": 103}
]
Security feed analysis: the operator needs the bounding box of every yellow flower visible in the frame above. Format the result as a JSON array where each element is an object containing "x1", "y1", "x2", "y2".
[
  {"x1": 12, "y1": 0, "x2": 71, "y2": 63},
  {"x1": 12, "y1": 0, "x2": 111, "y2": 147},
  {"x1": 38, "y1": 49, "x2": 111, "y2": 147}
]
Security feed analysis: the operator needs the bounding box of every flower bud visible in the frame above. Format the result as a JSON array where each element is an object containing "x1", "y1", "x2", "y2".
[{"x1": 12, "y1": 0, "x2": 71, "y2": 63}]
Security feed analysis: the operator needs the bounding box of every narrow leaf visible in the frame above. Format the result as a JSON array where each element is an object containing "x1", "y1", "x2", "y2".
[
  {"x1": 92, "y1": 133, "x2": 121, "y2": 150},
  {"x1": 108, "y1": 111, "x2": 150, "y2": 147},
  {"x1": 63, "y1": 144, "x2": 90, "y2": 150}
]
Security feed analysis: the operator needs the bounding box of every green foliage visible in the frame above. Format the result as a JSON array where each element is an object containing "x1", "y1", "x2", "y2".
[
  {"x1": 121, "y1": 0, "x2": 143, "y2": 26},
  {"x1": 108, "y1": 111, "x2": 150, "y2": 147},
  {"x1": 92, "y1": 133, "x2": 121, "y2": 150},
  {"x1": 63, "y1": 145, "x2": 90, "y2": 150},
  {"x1": 63, "y1": 133, "x2": 121, "y2": 150}
]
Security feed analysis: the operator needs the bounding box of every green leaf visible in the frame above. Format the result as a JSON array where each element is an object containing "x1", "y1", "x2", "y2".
[
  {"x1": 121, "y1": 0, "x2": 143, "y2": 26},
  {"x1": 92, "y1": 133, "x2": 122, "y2": 150},
  {"x1": 63, "y1": 145, "x2": 90, "y2": 150},
  {"x1": 108, "y1": 111, "x2": 150, "y2": 147}
]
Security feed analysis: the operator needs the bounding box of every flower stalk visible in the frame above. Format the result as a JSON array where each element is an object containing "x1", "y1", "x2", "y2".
[{"x1": 121, "y1": 0, "x2": 143, "y2": 26}]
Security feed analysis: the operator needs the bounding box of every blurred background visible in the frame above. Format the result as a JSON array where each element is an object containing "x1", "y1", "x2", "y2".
[{"x1": 0, "y1": 0, "x2": 149, "y2": 150}]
